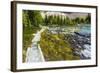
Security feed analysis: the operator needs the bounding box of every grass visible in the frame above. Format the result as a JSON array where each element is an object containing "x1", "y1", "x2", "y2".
[
  {"x1": 40, "y1": 30, "x2": 80, "y2": 61},
  {"x1": 23, "y1": 26, "x2": 40, "y2": 62}
]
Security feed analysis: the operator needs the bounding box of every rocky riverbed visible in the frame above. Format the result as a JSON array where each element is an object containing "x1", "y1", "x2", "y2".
[{"x1": 64, "y1": 32, "x2": 91, "y2": 59}]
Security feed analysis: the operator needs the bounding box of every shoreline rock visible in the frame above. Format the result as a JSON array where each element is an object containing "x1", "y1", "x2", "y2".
[{"x1": 64, "y1": 32, "x2": 91, "y2": 59}]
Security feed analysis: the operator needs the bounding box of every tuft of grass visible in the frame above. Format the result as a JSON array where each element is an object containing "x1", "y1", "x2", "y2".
[{"x1": 40, "y1": 30, "x2": 80, "y2": 61}]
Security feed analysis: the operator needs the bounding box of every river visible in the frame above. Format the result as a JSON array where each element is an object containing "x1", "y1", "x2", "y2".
[
  {"x1": 25, "y1": 24, "x2": 91, "y2": 62},
  {"x1": 48, "y1": 24, "x2": 91, "y2": 59},
  {"x1": 77, "y1": 24, "x2": 91, "y2": 59}
]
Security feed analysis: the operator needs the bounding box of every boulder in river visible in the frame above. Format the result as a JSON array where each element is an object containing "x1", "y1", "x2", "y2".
[{"x1": 65, "y1": 31, "x2": 91, "y2": 59}]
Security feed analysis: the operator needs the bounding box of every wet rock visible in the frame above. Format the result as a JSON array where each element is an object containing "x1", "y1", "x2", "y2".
[
  {"x1": 74, "y1": 32, "x2": 91, "y2": 38},
  {"x1": 65, "y1": 32, "x2": 91, "y2": 59}
]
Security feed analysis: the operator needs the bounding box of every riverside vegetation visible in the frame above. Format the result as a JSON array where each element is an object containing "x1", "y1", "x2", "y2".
[{"x1": 23, "y1": 10, "x2": 91, "y2": 62}]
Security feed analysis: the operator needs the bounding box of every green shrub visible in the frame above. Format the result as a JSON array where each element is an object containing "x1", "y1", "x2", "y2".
[{"x1": 40, "y1": 30, "x2": 80, "y2": 61}]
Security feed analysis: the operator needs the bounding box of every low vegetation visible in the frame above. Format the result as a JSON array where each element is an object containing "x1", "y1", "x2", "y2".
[
  {"x1": 40, "y1": 30, "x2": 80, "y2": 61},
  {"x1": 22, "y1": 10, "x2": 91, "y2": 62}
]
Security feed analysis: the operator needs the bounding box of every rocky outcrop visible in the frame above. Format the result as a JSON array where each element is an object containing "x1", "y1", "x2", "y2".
[{"x1": 64, "y1": 32, "x2": 91, "y2": 59}]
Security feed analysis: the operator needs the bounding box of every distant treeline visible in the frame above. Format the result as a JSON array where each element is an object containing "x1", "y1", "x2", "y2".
[{"x1": 23, "y1": 10, "x2": 91, "y2": 27}]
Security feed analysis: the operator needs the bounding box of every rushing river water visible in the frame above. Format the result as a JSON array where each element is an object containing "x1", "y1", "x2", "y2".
[
  {"x1": 78, "y1": 24, "x2": 91, "y2": 36},
  {"x1": 25, "y1": 24, "x2": 91, "y2": 63},
  {"x1": 48, "y1": 24, "x2": 91, "y2": 59},
  {"x1": 73, "y1": 24, "x2": 91, "y2": 59}
]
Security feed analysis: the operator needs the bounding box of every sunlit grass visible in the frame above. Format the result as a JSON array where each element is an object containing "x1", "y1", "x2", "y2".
[{"x1": 40, "y1": 30, "x2": 80, "y2": 61}]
